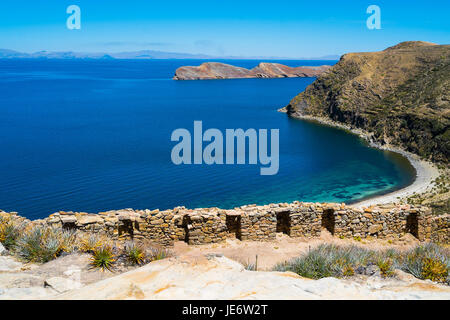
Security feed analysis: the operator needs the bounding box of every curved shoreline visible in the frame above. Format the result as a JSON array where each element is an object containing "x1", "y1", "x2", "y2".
[{"x1": 285, "y1": 113, "x2": 440, "y2": 208}]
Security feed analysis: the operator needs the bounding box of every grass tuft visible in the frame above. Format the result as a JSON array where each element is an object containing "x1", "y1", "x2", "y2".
[
  {"x1": 274, "y1": 243, "x2": 449, "y2": 283},
  {"x1": 123, "y1": 241, "x2": 146, "y2": 266}
]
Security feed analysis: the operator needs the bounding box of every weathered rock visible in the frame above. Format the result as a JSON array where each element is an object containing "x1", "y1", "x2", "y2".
[
  {"x1": 365, "y1": 265, "x2": 381, "y2": 277},
  {"x1": 368, "y1": 224, "x2": 383, "y2": 234},
  {"x1": 77, "y1": 215, "x2": 102, "y2": 225},
  {"x1": 44, "y1": 277, "x2": 82, "y2": 293},
  {"x1": 60, "y1": 215, "x2": 77, "y2": 224},
  {"x1": 0, "y1": 287, "x2": 54, "y2": 300},
  {"x1": 56, "y1": 256, "x2": 450, "y2": 300},
  {"x1": 0, "y1": 256, "x2": 23, "y2": 272}
]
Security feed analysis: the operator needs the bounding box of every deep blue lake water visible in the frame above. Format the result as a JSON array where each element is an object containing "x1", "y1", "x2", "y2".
[{"x1": 0, "y1": 59, "x2": 415, "y2": 219}]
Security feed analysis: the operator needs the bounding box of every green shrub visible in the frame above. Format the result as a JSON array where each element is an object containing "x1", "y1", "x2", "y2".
[
  {"x1": 0, "y1": 216, "x2": 24, "y2": 250},
  {"x1": 123, "y1": 242, "x2": 146, "y2": 266},
  {"x1": 376, "y1": 258, "x2": 395, "y2": 277},
  {"x1": 79, "y1": 234, "x2": 105, "y2": 253},
  {"x1": 400, "y1": 243, "x2": 449, "y2": 283},
  {"x1": 274, "y1": 243, "x2": 449, "y2": 284},
  {"x1": 90, "y1": 245, "x2": 116, "y2": 272},
  {"x1": 13, "y1": 226, "x2": 78, "y2": 263},
  {"x1": 58, "y1": 229, "x2": 78, "y2": 254},
  {"x1": 274, "y1": 244, "x2": 375, "y2": 279},
  {"x1": 15, "y1": 227, "x2": 61, "y2": 263}
]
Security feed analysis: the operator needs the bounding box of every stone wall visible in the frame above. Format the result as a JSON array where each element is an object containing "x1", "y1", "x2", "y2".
[
  {"x1": 429, "y1": 215, "x2": 450, "y2": 243},
  {"x1": 1, "y1": 202, "x2": 448, "y2": 246}
]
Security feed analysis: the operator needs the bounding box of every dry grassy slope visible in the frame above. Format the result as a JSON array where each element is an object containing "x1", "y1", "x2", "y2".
[{"x1": 286, "y1": 41, "x2": 450, "y2": 163}]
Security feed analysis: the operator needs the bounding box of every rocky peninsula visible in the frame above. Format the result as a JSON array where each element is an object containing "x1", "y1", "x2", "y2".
[
  {"x1": 281, "y1": 41, "x2": 450, "y2": 214},
  {"x1": 173, "y1": 62, "x2": 331, "y2": 80}
]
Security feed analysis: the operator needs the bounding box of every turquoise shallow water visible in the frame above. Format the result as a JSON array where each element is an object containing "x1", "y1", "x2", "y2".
[{"x1": 0, "y1": 59, "x2": 416, "y2": 219}]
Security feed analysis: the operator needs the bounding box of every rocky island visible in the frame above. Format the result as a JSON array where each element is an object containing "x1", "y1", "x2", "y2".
[{"x1": 173, "y1": 62, "x2": 331, "y2": 80}]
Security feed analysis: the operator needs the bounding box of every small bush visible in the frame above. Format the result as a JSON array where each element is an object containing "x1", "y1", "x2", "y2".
[
  {"x1": 421, "y1": 257, "x2": 448, "y2": 282},
  {"x1": 400, "y1": 243, "x2": 449, "y2": 283},
  {"x1": 149, "y1": 247, "x2": 171, "y2": 261},
  {"x1": 0, "y1": 216, "x2": 24, "y2": 250},
  {"x1": 90, "y1": 245, "x2": 116, "y2": 272},
  {"x1": 15, "y1": 227, "x2": 61, "y2": 263},
  {"x1": 123, "y1": 242, "x2": 146, "y2": 266},
  {"x1": 274, "y1": 243, "x2": 450, "y2": 284},
  {"x1": 377, "y1": 258, "x2": 394, "y2": 277},
  {"x1": 343, "y1": 265, "x2": 355, "y2": 277},
  {"x1": 58, "y1": 229, "x2": 78, "y2": 254},
  {"x1": 274, "y1": 244, "x2": 374, "y2": 279},
  {"x1": 80, "y1": 234, "x2": 105, "y2": 253}
]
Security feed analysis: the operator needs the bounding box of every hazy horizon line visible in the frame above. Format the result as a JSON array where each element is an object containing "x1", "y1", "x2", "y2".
[{"x1": 0, "y1": 48, "x2": 341, "y2": 61}]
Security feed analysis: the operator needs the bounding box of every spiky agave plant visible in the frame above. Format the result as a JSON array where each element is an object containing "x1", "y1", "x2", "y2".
[
  {"x1": 123, "y1": 242, "x2": 146, "y2": 266},
  {"x1": 90, "y1": 245, "x2": 116, "y2": 272}
]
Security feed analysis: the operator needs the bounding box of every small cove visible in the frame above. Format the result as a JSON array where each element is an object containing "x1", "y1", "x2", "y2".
[{"x1": 0, "y1": 59, "x2": 416, "y2": 219}]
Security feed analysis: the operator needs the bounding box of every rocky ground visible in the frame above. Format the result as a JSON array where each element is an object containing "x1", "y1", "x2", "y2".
[
  {"x1": 56, "y1": 254, "x2": 450, "y2": 300},
  {"x1": 1, "y1": 234, "x2": 449, "y2": 300}
]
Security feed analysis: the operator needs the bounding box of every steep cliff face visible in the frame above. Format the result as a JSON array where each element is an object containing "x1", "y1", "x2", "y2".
[
  {"x1": 285, "y1": 41, "x2": 450, "y2": 163},
  {"x1": 173, "y1": 62, "x2": 330, "y2": 80}
]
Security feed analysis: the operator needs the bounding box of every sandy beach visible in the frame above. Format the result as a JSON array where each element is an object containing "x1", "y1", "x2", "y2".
[
  {"x1": 283, "y1": 113, "x2": 441, "y2": 208},
  {"x1": 353, "y1": 149, "x2": 439, "y2": 208}
]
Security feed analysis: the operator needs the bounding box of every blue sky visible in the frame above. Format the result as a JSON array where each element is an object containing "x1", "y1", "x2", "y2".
[{"x1": 0, "y1": 0, "x2": 449, "y2": 57}]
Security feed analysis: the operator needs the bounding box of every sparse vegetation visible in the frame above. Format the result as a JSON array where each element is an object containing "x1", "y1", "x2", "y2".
[
  {"x1": 400, "y1": 243, "x2": 449, "y2": 283},
  {"x1": 405, "y1": 170, "x2": 450, "y2": 215},
  {"x1": 123, "y1": 241, "x2": 146, "y2": 266},
  {"x1": 79, "y1": 234, "x2": 105, "y2": 253},
  {"x1": 273, "y1": 244, "x2": 375, "y2": 279},
  {"x1": 235, "y1": 255, "x2": 258, "y2": 271},
  {"x1": 90, "y1": 245, "x2": 116, "y2": 272},
  {"x1": 1, "y1": 213, "x2": 171, "y2": 269},
  {"x1": 377, "y1": 258, "x2": 395, "y2": 277},
  {"x1": 274, "y1": 243, "x2": 450, "y2": 284},
  {"x1": 14, "y1": 227, "x2": 75, "y2": 263},
  {"x1": 0, "y1": 215, "x2": 25, "y2": 250},
  {"x1": 149, "y1": 247, "x2": 171, "y2": 261}
]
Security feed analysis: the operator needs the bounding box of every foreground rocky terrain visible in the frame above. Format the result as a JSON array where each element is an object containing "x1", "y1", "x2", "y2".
[
  {"x1": 173, "y1": 62, "x2": 330, "y2": 80},
  {"x1": 1, "y1": 237, "x2": 449, "y2": 300},
  {"x1": 57, "y1": 255, "x2": 450, "y2": 300}
]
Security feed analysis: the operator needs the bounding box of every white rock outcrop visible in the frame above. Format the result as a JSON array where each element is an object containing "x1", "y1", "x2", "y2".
[{"x1": 56, "y1": 255, "x2": 450, "y2": 300}]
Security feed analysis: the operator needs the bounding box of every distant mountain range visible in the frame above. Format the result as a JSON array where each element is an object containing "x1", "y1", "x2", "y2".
[{"x1": 0, "y1": 49, "x2": 340, "y2": 60}]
